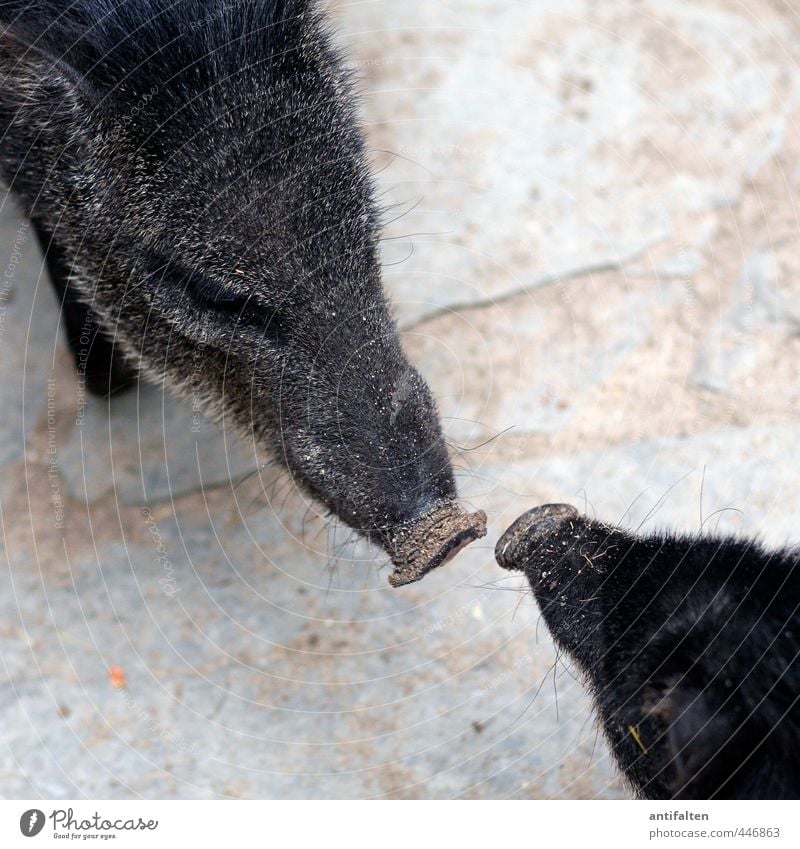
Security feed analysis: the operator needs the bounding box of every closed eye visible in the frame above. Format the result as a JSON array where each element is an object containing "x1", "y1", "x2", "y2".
[
  {"x1": 137, "y1": 248, "x2": 291, "y2": 347},
  {"x1": 185, "y1": 272, "x2": 290, "y2": 347}
]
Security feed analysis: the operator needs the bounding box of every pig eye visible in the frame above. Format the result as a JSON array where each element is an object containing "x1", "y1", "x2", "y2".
[
  {"x1": 185, "y1": 274, "x2": 290, "y2": 347},
  {"x1": 140, "y1": 250, "x2": 289, "y2": 346}
]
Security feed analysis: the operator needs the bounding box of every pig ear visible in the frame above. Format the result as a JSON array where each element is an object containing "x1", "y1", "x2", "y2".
[
  {"x1": 0, "y1": 24, "x2": 101, "y2": 106},
  {"x1": 664, "y1": 687, "x2": 738, "y2": 798}
]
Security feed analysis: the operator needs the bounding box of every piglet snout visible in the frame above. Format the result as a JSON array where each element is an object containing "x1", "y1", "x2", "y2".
[
  {"x1": 387, "y1": 501, "x2": 487, "y2": 587},
  {"x1": 495, "y1": 503, "x2": 581, "y2": 572}
]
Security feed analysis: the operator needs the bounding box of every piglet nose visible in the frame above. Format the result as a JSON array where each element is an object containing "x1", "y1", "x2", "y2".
[
  {"x1": 387, "y1": 501, "x2": 487, "y2": 587},
  {"x1": 495, "y1": 504, "x2": 580, "y2": 571}
]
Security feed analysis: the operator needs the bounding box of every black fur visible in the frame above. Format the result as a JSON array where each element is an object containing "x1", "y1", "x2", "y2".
[
  {"x1": 496, "y1": 504, "x2": 800, "y2": 799},
  {"x1": 0, "y1": 1, "x2": 458, "y2": 552}
]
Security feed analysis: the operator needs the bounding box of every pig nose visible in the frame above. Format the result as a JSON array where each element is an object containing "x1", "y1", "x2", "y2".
[
  {"x1": 387, "y1": 500, "x2": 487, "y2": 587},
  {"x1": 495, "y1": 504, "x2": 580, "y2": 571}
]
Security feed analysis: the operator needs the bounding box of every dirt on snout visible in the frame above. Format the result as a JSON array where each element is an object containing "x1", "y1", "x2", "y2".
[
  {"x1": 495, "y1": 504, "x2": 580, "y2": 571},
  {"x1": 387, "y1": 502, "x2": 487, "y2": 587}
]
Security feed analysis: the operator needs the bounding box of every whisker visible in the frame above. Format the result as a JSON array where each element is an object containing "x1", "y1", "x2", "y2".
[
  {"x1": 447, "y1": 424, "x2": 515, "y2": 452},
  {"x1": 633, "y1": 470, "x2": 693, "y2": 535},
  {"x1": 368, "y1": 147, "x2": 436, "y2": 178},
  {"x1": 379, "y1": 195, "x2": 425, "y2": 228},
  {"x1": 381, "y1": 241, "x2": 415, "y2": 267},
  {"x1": 508, "y1": 656, "x2": 559, "y2": 729}
]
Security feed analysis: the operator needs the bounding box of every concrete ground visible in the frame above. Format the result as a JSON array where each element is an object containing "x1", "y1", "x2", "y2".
[{"x1": 2, "y1": 0, "x2": 800, "y2": 799}]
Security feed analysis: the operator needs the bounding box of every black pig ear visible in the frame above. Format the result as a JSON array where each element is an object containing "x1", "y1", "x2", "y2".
[{"x1": 664, "y1": 688, "x2": 738, "y2": 798}]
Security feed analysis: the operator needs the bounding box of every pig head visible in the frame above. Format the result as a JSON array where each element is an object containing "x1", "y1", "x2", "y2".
[
  {"x1": 496, "y1": 504, "x2": 800, "y2": 799},
  {"x1": 0, "y1": 0, "x2": 485, "y2": 583}
]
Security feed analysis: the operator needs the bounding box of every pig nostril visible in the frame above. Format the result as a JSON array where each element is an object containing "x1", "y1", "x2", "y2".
[{"x1": 495, "y1": 504, "x2": 581, "y2": 571}]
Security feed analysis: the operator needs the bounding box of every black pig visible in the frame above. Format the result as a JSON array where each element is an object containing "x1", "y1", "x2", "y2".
[
  {"x1": 496, "y1": 504, "x2": 800, "y2": 799},
  {"x1": 0, "y1": 0, "x2": 485, "y2": 584}
]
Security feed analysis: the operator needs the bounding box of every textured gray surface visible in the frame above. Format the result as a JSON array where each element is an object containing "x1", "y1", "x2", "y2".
[{"x1": 3, "y1": 0, "x2": 800, "y2": 799}]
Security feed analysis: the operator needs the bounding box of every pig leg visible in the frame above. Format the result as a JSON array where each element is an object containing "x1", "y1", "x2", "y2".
[{"x1": 33, "y1": 222, "x2": 137, "y2": 396}]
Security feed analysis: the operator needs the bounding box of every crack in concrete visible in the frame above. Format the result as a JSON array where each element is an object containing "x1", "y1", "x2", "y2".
[{"x1": 399, "y1": 249, "x2": 651, "y2": 331}]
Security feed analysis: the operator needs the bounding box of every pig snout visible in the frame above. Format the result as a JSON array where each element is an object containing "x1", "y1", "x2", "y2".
[
  {"x1": 277, "y1": 340, "x2": 486, "y2": 586},
  {"x1": 495, "y1": 504, "x2": 609, "y2": 666},
  {"x1": 495, "y1": 504, "x2": 581, "y2": 573},
  {"x1": 284, "y1": 440, "x2": 486, "y2": 587},
  {"x1": 386, "y1": 501, "x2": 487, "y2": 587}
]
